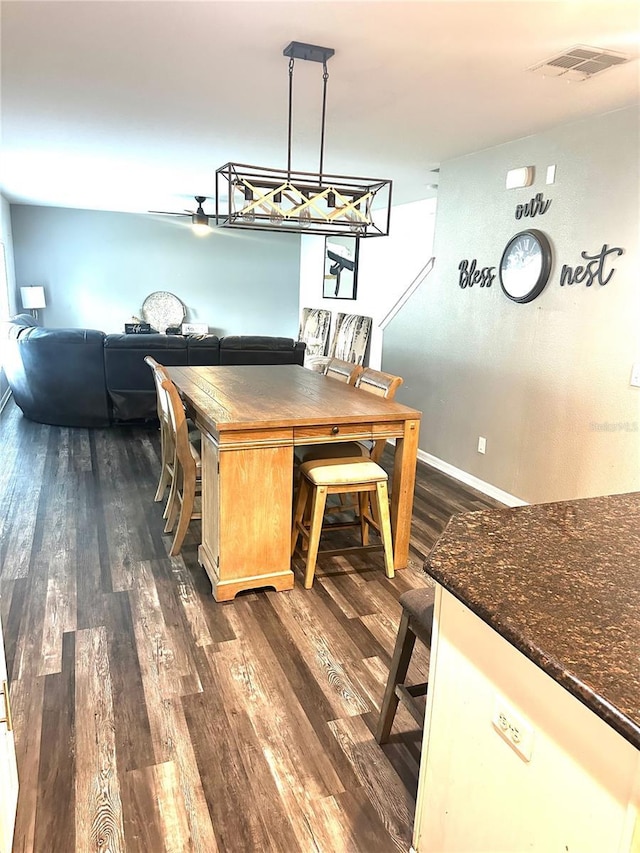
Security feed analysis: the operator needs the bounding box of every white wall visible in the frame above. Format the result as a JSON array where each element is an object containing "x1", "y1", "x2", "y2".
[
  {"x1": 10, "y1": 205, "x2": 301, "y2": 337},
  {"x1": 0, "y1": 197, "x2": 16, "y2": 316},
  {"x1": 383, "y1": 106, "x2": 640, "y2": 504},
  {"x1": 0, "y1": 195, "x2": 17, "y2": 401},
  {"x1": 298, "y1": 198, "x2": 437, "y2": 367}
]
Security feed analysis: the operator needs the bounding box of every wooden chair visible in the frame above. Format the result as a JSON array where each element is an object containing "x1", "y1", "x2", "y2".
[
  {"x1": 145, "y1": 356, "x2": 201, "y2": 527},
  {"x1": 294, "y1": 359, "x2": 364, "y2": 468},
  {"x1": 323, "y1": 357, "x2": 364, "y2": 385},
  {"x1": 295, "y1": 368, "x2": 405, "y2": 531},
  {"x1": 160, "y1": 376, "x2": 202, "y2": 556},
  {"x1": 291, "y1": 456, "x2": 395, "y2": 589},
  {"x1": 144, "y1": 356, "x2": 175, "y2": 505},
  {"x1": 299, "y1": 368, "x2": 404, "y2": 465},
  {"x1": 376, "y1": 587, "x2": 434, "y2": 744}
]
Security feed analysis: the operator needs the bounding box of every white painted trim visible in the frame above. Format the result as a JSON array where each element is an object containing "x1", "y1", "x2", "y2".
[
  {"x1": 0, "y1": 387, "x2": 11, "y2": 415},
  {"x1": 416, "y1": 448, "x2": 528, "y2": 507}
]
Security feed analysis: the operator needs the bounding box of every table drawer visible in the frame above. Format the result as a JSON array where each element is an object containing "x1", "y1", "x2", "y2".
[{"x1": 294, "y1": 422, "x2": 373, "y2": 444}]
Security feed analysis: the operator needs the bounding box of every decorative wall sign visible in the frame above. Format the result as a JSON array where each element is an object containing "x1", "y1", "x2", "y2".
[
  {"x1": 456, "y1": 234, "x2": 624, "y2": 302},
  {"x1": 458, "y1": 259, "x2": 496, "y2": 288},
  {"x1": 560, "y1": 244, "x2": 624, "y2": 287},
  {"x1": 499, "y1": 229, "x2": 553, "y2": 303},
  {"x1": 323, "y1": 236, "x2": 359, "y2": 299},
  {"x1": 515, "y1": 192, "x2": 552, "y2": 220}
]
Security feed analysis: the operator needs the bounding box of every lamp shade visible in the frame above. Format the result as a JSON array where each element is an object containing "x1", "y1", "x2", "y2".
[{"x1": 20, "y1": 286, "x2": 46, "y2": 310}]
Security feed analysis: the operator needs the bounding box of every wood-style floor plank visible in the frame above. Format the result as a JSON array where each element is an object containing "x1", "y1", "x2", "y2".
[
  {"x1": 0, "y1": 399, "x2": 503, "y2": 852},
  {"x1": 75, "y1": 625, "x2": 126, "y2": 853}
]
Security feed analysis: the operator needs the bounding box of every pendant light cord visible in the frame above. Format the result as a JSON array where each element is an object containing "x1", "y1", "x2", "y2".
[
  {"x1": 287, "y1": 54, "x2": 329, "y2": 182},
  {"x1": 319, "y1": 60, "x2": 329, "y2": 181},
  {"x1": 287, "y1": 57, "x2": 294, "y2": 180}
]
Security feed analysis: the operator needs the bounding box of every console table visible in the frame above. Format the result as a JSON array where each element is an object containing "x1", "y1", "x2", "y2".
[{"x1": 166, "y1": 365, "x2": 421, "y2": 601}]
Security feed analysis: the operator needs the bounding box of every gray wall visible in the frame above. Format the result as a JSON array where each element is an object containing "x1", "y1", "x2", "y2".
[
  {"x1": 10, "y1": 206, "x2": 301, "y2": 336},
  {"x1": 384, "y1": 106, "x2": 640, "y2": 504}
]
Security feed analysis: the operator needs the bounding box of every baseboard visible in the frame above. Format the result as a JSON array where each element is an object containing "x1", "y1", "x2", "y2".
[
  {"x1": 416, "y1": 448, "x2": 528, "y2": 507},
  {"x1": 0, "y1": 388, "x2": 11, "y2": 415}
]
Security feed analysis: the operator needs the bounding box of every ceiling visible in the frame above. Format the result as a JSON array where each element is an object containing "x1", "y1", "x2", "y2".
[{"x1": 1, "y1": 1, "x2": 638, "y2": 216}]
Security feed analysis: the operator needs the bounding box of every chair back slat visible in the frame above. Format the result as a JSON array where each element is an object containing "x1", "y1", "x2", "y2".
[
  {"x1": 145, "y1": 357, "x2": 172, "y2": 421},
  {"x1": 355, "y1": 368, "x2": 404, "y2": 462},
  {"x1": 161, "y1": 377, "x2": 197, "y2": 478}
]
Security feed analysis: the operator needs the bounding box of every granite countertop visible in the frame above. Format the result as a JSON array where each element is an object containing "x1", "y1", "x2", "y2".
[{"x1": 424, "y1": 492, "x2": 640, "y2": 749}]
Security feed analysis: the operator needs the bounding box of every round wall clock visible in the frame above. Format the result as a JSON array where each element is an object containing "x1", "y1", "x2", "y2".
[{"x1": 499, "y1": 229, "x2": 552, "y2": 303}]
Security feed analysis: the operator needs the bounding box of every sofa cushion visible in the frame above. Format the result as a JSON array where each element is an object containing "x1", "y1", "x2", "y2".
[
  {"x1": 103, "y1": 333, "x2": 189, "y2": 421},
  {"x1": 186, "y1": 334, "x2": 221, "y2": 365},
  {"x1": 3, "y1": 326, "x2": 111, "y2": 428},
  {"x1": 219, "y1": 336, "x2": 306, "y2": 366}
]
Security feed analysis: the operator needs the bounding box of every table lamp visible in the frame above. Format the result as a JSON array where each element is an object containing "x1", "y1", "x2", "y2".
[{"x1": 20, "y1": 286, "x2": 46, "y2": 321}]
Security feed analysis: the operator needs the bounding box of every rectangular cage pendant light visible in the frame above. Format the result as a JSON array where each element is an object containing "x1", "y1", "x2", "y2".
[{"x1": 215, "y1": 42, "x2": 392, "y2": 238}]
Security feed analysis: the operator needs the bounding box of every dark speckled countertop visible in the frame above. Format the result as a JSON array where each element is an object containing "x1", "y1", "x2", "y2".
[{"x1": 424, "y1": 492, "x2": 640, "y2": 749}]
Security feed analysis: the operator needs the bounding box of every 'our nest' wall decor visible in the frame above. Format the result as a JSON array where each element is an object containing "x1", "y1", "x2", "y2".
[{"x1": 455, "y1": 166, "x2": 625, "y2": 303}]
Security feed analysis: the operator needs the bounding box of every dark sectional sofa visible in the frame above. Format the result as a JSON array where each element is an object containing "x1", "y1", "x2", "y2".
[{"x1": 1, "y1": 315, "x2": 305, "y2": 427}]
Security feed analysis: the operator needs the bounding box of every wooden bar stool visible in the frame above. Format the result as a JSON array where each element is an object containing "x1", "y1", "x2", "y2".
[
  {"x1": 145, "y1": 356, "x2": 175, "y2": 504},
  {"x1": 291, "y1": 456, "x2": 395, "y2": 589},
  {"x1": 160, "y1": 377, "x2": 202, "y2": 556},
  {"x1": 376, "y1": 587, "x2": 434, "y2": 744}
]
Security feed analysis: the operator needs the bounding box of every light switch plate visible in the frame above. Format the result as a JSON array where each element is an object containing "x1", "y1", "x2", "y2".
[
  {"x1": 631, "y1": 363, "x2": 640, "y2": 388},
  {"x1": 506, "y1": 166, "x2": 534, "y2": 189}
]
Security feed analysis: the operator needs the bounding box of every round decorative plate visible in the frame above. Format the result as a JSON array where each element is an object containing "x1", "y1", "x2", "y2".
[{"x1": 141, "y1": 291, "x2": 186, "y2": 332}]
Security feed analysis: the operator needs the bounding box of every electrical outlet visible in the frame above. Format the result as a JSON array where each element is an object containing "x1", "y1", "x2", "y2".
[
  {"x1": 477, "y1": 436, "x2": 486, "y2": 454},
  {"x1": 492, "y1": 696, "x2": 534, "y2": 762},
  {"x1": 630, "y1": 363, "x2": 640, "y2": 388}
]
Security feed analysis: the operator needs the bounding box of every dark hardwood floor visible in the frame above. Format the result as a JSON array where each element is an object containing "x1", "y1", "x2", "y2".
[{"x1": 0, "y1": 400, "x2": 502, "y2": 853}]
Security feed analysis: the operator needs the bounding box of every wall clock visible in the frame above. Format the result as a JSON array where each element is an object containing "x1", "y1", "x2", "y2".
[{"x1": 499, "y1": 229, "x2": 552, "y2": 303}]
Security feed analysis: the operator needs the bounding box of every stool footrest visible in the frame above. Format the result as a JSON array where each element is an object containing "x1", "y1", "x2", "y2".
[{"x1": 395, "y1": 683, "x2": 427, "y2": 727}]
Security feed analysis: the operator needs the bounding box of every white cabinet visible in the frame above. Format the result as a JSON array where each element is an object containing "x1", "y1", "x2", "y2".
[
  {"x1": 0, "y1": 613, "x2": 18, "y2": 853},
  {"x1": 413, "y1": 586, "x2": 640, "y2": 853}
]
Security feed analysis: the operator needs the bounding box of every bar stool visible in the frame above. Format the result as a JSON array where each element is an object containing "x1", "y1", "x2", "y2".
[
  {"x1": 291, "y1": 456, "x2": 395, "y2": 589},
  {"x1": 160, "y1": 377, "x2": 202, "y2": 556},
  {"x1": 376, "y1": 587, "x2": 434, "y2": 744}
]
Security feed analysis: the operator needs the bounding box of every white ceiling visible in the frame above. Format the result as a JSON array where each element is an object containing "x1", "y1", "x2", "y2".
[{"x1": 1, "y1": 1, "x2": 638, "y2": 216}]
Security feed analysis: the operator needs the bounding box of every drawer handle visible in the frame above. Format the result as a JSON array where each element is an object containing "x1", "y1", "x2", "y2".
[
  {"x1": 0, "y1": 680, "x2": 12, "y2": 732},
  {"x1": 331, "y1": 426, "x2": 340, "y2": 435}
]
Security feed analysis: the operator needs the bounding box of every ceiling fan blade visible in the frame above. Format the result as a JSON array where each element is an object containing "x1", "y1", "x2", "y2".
[{"x1": 148, "y1": 210, "x2": 190, "y2": 216}]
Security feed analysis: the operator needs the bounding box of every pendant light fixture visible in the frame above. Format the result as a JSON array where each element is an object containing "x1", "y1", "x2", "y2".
[{"x1": 215, "y1": 41, "x2": 392, "y2": 237}]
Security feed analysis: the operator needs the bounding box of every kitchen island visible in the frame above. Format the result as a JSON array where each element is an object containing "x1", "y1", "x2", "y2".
[{"x1": 413, "y1": 492, "x2": 640, "y2": 852}]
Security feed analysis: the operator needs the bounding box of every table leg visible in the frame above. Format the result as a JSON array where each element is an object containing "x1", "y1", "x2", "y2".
[{"x1": 390, "y1": 418, "x2": 420, "y2": 569}]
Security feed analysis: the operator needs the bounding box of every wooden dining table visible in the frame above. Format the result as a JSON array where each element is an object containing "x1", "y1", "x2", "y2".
[{"x1": 166, "y1": 364, "x2": 422, "y2": 601}]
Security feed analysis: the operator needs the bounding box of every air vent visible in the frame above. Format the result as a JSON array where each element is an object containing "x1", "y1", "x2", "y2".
[{"x1": 528, "y1": 45, "x2": 629, "y2": 82}]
